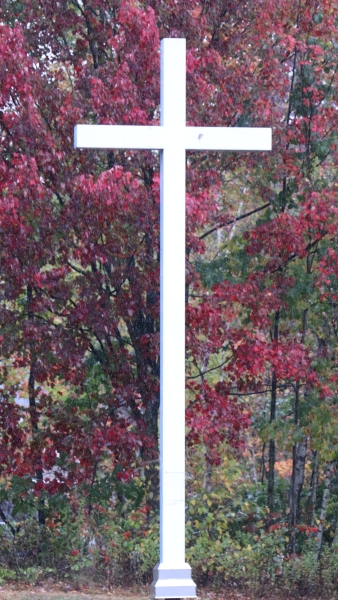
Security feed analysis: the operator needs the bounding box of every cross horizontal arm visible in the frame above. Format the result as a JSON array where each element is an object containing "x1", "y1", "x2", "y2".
[
  {"x1": 74, "y1": 124, "x2": 165, "y2": 149},
  {"x1": 75, "y1": 125, "x2": 272, "y2": 152},
  {"x1": 75, "y1": 124, "x2": 272, "y2": 152},
  {"x1": 185, "y1": 127, "x2": 272, "y2": 151}
]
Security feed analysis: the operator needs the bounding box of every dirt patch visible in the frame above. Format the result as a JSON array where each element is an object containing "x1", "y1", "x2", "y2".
[
  {"x1": 0, "y1": 585, "x2": 326, "y2": 600},
  {"x1": 0, "y1": 586, "x2": 148, "y2": 600}
]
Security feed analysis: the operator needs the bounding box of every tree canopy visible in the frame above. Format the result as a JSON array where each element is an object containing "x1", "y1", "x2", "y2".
[{"x1": 1, "y1": 0, "x2": 338, "y2": 590}]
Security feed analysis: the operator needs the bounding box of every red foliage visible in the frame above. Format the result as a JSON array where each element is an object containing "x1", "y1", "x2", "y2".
[{"x1": 0, "y1": 0, "x2": 337, "y2": 496}]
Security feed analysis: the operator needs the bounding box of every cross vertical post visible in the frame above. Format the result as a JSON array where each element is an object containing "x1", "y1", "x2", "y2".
[
  {"x1": 74, "y1": 36, "x2": 272, "y2": 600},
  {"x1": 160, "y1": 39, "x2": 186, "y2": 564},
  {"x1": 152, "y1": 38, "x2": 196, "y2": 597}
]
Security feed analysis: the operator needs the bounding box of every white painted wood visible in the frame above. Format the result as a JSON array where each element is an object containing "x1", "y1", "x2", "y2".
[
  {"x1": 185, "y1": 126, "x2": 272, "y2": 151},
  {"x1": 75, "y1": 125, "x2": 272, "y2": 152},
  {"x1": 159, "y1": 38, "x2": 186, "y2": 569},
  {"x1": 74, "y1": 37, "x2": 272, "y2": 599},
  {"x1": 75, "y1": 124, "x2": 165, "y2": 149}
]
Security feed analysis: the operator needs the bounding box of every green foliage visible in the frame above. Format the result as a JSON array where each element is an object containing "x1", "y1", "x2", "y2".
[
  {"x1": 0, "y1": 491, "x2": 159, "y2": 585},
  {"x1": 0, "y1": 468, "x2": 338, "y2": 597},
  {"x1": 2, "y1": 0, "x2": 338, "y2": 596}
]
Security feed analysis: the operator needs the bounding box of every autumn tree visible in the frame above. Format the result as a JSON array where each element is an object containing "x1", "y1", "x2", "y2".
[
  {"x1": 194, "y1": 0, "x2": 338, "y2": 553},
  {"x1": 1, "y1": 0, "x2": 338, "y2": 569},
  {"x1": 0, "y1": 0, "x2": 258, "y2": 513}
]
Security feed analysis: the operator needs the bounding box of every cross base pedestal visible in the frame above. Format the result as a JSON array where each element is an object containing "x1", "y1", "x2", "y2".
[{"x1": 150, "y1": 562, "x2": 196, "y2": 599}]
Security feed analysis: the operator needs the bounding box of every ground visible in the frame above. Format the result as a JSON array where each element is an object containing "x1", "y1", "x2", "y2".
[
  {"x1": 0, "y1": 587, "x2": 141, "y2": 600},
  {"x1": 0, "y1": 582, "x2": 328, "y2": 600},
  {"x1": 0, "y1": 586, "x2": 324, "y2": 600}
]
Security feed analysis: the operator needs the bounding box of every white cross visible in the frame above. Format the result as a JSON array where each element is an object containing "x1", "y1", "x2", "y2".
[{"x1": 74, "y1": 38, "x2": 271, "y2": 599}]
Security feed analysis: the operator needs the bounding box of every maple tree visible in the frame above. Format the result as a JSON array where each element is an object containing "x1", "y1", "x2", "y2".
[
  {"x1": 196, "y1": 0, "x2": 338, "y2": 555},
  {"x1": 0, "y1": 0, "x2": 258, "y2": 508},
  {"x1": 0, "y1": 0, "x2": 338, "y2": 583}
]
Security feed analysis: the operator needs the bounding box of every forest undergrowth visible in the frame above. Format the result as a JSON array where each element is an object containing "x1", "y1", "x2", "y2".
[{"x1": 1, "y1": 0, "x2": 338, "y2": 597}]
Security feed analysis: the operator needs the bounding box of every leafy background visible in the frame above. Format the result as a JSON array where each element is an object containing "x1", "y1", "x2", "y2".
[{"x1": 1, "y1": 0, "x2": 338, "y2": 596}]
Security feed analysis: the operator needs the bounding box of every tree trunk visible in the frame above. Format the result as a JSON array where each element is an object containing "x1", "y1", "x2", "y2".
[
  {"x1": 267, "y1": 310, "x2": 279, "y2": 514},
  {"x1": 203, "y1": 458, "x2": 212, "y2": 492},
  {"x1": 310, "y1": 450, "x2": 318, "y2": 528},
  {"x1": 28, "y1": 362, "x2": 45, "y2": 526},
  {"x1": 27, "y1": 285, "x2": 45, "y2": 526},
  {"x1": 267, "y1": 380, "x2": 276, "y2": 512},
  {"x1": 250, "y1": 444, "x2": 258, "y2": 485},
  {"x1": 330, "y1": 469, "x2": 338, "y2": 546},
  {"x1": 289, "y1": 435, "x2": 307, "y2": 554},
  {"x1": 260, "y1": 442, "x2": 266, "y2": 484},
  {"x1": 142, "y1": 399, "x2": 160, "y2": 512},
  {"x1": 289, "y1": 309, "x2": 308, "y2": 553},
  {"x1": 315, "y1": 461, "x2": 335, "y2": 560}
]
